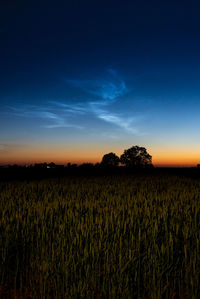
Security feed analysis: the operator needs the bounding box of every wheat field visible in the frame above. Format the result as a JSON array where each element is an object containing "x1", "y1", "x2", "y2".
[{"x1": 1, "y1": 173, "x2": 200, "y2": 298}]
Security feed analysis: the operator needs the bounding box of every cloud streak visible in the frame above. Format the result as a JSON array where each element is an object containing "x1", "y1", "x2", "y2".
[
  {"x1": 3, "y1": 69, "x2": 142, "y2": 134},
  {"x1": 67, "y1": 78, "x2": 127, "y2": 100},
  {"x1": 6, "y1": 105, "x2": 84, "y2": 129},
  {"x1": 97, "y1": 112, "x2": 139, "y2": 134},
  {"x1": 63, "y1": 70, "x2": 141, "y2": 133}
]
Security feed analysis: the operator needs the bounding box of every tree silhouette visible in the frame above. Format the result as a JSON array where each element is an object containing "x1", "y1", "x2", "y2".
[
  {"x1": 120, "y1": 145, "x2": 152, "y2": 168},
  {"x1": 101, "y1": 152, "x2": 120, "y2": 167}
]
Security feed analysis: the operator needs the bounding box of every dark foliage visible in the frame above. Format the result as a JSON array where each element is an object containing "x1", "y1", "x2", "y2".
[
  {"x1": 101, "y1": 152, "x2": 120, "y2": 167},
  {"x1": 120, "y1": 145, "x2": 152, "y2": 168}
]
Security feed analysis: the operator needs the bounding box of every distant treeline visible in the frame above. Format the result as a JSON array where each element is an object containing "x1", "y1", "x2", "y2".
[
  {"x1": 1, "y1": 145, "x2": 200, "y2": 171},
  {"x1": 1, "y1": 145, "x2": 154, "y2": 169},
  {"x1": 1, "y1": 162, "x2": 154, "y2": 169}
]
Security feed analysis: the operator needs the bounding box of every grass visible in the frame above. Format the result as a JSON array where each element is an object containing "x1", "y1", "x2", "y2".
[{"x1": 1, "y1": 173, "x2": 200, "y2": 298}]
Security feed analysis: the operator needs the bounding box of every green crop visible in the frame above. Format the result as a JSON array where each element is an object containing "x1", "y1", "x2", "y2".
[{"x1": 1, "y1": 174, "x2": 200, "y2": 298}]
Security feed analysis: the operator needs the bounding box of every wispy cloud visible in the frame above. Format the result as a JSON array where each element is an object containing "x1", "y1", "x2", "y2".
[
  {"x1": 6, "y1": 105, "x2": 84, "y2": 129},
  {"x1": 3, "y1": 69, "x2": 142, "y2": 134},
  {"x1": 66, "y1": 69, "x2": 128, "y2": 102},
  {"x1": 97, "y1": 112, "x2": 139, "y2": 134},
  {"x1": 49, "y1": 101, "x2": 87, "y2": 114},
  {"x1": 67, "y1": 79, "x2": 127, "y2": 101},
  {"x1": 48, "y1": 98, "x2": 139, "y2": 133},
  {"x1": 62, "y1": 69, "x2": 142, "y2": 133}
]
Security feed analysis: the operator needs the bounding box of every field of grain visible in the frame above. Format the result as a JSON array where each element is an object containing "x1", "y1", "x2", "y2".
[{"x1": 1, "y1": 174, "x2": 200, "y2": 298}]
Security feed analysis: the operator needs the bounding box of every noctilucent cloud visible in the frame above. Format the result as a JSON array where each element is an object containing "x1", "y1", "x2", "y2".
[{"x1": 1, "y1": 1, "x2": 200, "y2": 166}]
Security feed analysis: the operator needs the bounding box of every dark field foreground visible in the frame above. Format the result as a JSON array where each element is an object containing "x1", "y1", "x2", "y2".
[{"x1": 1, "y1": 172, "x2": 200, "y2": 298}]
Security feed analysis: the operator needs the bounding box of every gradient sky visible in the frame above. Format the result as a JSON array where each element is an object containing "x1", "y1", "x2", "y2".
[{"x1": 1, "y1": 0, "x2": 200, "y2": 166}]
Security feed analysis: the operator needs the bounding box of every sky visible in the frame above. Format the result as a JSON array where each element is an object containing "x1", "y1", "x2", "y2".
[{"x1": 1, "y1": 0, "x2": 200, "y2": 166}]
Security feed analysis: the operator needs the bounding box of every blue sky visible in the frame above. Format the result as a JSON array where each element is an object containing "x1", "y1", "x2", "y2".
[{"x1": 1, "y1": 0, "x2": 200, "y2": 165}]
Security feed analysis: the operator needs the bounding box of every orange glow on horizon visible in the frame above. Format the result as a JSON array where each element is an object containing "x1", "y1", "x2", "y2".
[
  {"x1": 0, "y1": 144, "x2": 200, "y2": 167},
  {"x1": 151, "y1": 146, "x2": 200, "y2": 167}
]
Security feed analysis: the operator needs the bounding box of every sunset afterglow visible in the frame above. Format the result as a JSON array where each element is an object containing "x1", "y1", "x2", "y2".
[{"x1": 1, "y1": 2, "x2": 200, "y2": 167}]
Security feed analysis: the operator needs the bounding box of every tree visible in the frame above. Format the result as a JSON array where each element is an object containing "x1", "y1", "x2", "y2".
[
  {"x1": 101, "y1": 152, "x2": 120, "y2": 167},
  {"x1": 120, "y1": 145, "x2": 152, "y2": 168}
]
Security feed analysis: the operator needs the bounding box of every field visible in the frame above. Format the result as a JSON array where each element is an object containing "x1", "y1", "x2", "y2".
[{"x1": 1, "y1": 172, "x2": 200, "y2": 298}]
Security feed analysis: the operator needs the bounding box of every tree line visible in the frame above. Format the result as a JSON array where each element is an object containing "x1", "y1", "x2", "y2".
[{"x1": 2, "y1": 146, "x2": 153, "y2": 169}]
